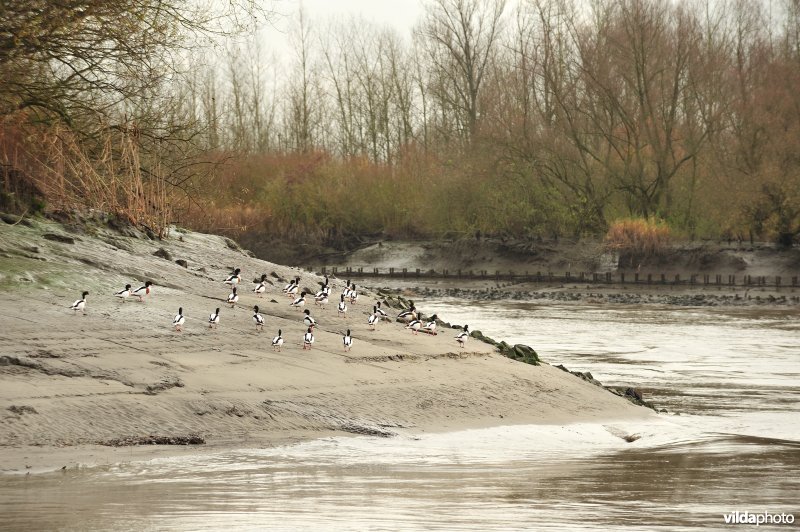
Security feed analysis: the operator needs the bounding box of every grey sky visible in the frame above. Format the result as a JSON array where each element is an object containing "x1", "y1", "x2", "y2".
[{"x1": 265, "y1": 0, "x2": 424, "y2": 42}]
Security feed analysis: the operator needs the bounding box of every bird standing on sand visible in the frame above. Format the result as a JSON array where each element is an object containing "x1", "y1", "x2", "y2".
[
  {"x1": 286, "y1": 277, "x2": 301, "y2": 298},
  {"x1": 348, "y1": 284, "x2": 359, "y2": 305},
  {"x1": 303, "y1": 327, "x2": 314, "y2": 350},
  {"x1": 342, "y1": 280, "x2": 351, "y2": 299},
  {"x1": 337, "y1": 295, "x2": 348, "y2": 318},
  {"x1": 303, "y1": 309, "x2": 316, "y2": 329},
  {"x1": 226, "y1": 287, "x2": 239, "y2": 308},
  {"x1": 283, "y1": 276, "x2": 300, "y2": 293},
  {"x1": 367, "y1": 306, "x2": 379, "y2": 330},
  {"x1": 398, "y1": 306, "x2": 416, "y2": 323},
  {"x1": 70, "y1": 291, "x2": 89, "y2": 315},
  {"x1": 455, "y1": 324, "x2": 469, "y2": 348},
  {"x1": 272, "y1": 329, "x2": 284, "y2": 351},
  {"x1": 423, "y1": 314, "x2": 438, "y2": 335},
  {"x1": 375, "y1": 301, "x2": 388, "y2": 320},
  {"x1": 208, "y1": 307, "x2": 220, "y2": 329},
  {"x1": 172, "y1": 307, "x2": 185, "y2": 332},
  {"x1": 315, "y1": 276, "x2": 329, "y2": 298},
  {"x1": 131, "y1": 281, "x2": 153, "y2": 302},
  {"x1": 224, "y1": 268, "x2": 242, "y2": 286},
  {"x1": 282, "y1": 277, "x2": 295, "y2": 293},
  {"x1": 315, "y1": 290, "x2": 329, "y2": 309},
  {"x1": 343, "y1": 329, "x2": 353, "y2": 352},
  {"x1": 253, "y1": 305, "x2": 264, "y2": 332},
  {"x1": 115, "y1": 284, "x2": 132, "y2": 302},
  {"x1": 290, "y1": 291, "x2": 307, "y2": 310},
  {"x1": 253, "y1": 274, "x2": 268, "y2": 297},
  {"x1": 406, "y1": 313, "x2": 423, "y2": 335}
]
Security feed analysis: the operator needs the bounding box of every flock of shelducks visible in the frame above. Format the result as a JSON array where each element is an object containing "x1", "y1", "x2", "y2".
[{"x1": 69, "y1": 271, "x2": 471, "y2": 351}]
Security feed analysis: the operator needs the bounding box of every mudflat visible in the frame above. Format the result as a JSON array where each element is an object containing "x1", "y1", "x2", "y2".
[{"x1": 0, "y1": 218, "x2": 652, "y2": 473}]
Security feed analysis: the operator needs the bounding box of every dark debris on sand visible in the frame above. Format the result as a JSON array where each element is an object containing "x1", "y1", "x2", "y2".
[{"x1": 101, "y1": 434, "x2": 205, "y2": 446}]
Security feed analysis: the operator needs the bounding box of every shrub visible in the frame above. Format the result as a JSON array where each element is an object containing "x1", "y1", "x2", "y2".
[{"x1": 604, "y1": 218, "x2": 671, "y2": 257}]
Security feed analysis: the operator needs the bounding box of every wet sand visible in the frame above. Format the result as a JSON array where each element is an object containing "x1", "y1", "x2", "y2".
[
  {"x1": 0, "y1": 220, "x2": 652, "y2": 474},
  {"x1": 2, "y1": 301, "x2": 798, "y2": 530}
]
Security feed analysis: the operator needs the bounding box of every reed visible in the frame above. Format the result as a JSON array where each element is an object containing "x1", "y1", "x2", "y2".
[
  {"x1": 604, "y1": 218, "x2": 671, "y2": 257},
  {"x1": 0, "y1": 114, "x2": 172, "y2": 237}
]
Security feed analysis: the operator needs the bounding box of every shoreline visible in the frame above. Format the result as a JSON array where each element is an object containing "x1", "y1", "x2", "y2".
[
  {"x1": 359, "y1": 277, "x2": 800, "y2": 308},
  {"x1": 2, "y1": 410, "x2": 657, "y2": 476},
  {"x1": 0, "y1": 345, "x2": 656, "y2": 475},
  {"x1": 0, "y1": 218, "x2": 656, "y2": 475}
]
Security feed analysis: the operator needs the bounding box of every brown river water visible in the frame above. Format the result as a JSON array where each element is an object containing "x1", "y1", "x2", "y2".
[{"x1": 1, "y1": 299, "x2": 799, "y2": 530}]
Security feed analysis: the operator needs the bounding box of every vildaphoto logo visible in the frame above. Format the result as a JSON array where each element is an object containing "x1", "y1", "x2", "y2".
[{"x1": 723, "y1": 511, "x2": 795, "y2": 526}]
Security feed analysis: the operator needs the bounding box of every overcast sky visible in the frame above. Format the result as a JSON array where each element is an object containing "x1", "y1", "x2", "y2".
[
  {"x1": 264, "y1": 0, "x2": 425, "y2": 45},
  {"x1": 294, "y1": 0, "x2": 423, "y2": 31}
]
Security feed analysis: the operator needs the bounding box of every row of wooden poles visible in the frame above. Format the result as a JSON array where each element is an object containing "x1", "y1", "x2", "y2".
[{"x1": 315, "y1": 266, "x2": 799, "y2": 288}]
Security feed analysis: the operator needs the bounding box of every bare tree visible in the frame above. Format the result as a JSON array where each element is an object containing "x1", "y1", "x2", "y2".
[
  {"x1": 418, "y1": 0, "x2": 507, "y2": 142},
  {"x1": 284, "y1": 6, "x2": 322, "y2": 152}
]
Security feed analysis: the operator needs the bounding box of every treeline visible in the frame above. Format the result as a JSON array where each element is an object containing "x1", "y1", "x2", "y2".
[
  {"x1": 0, "y1": 1, "x2": 267, "y2": 236},
  {"x1": 1, "y1": 1, "x2": 799, "y2": 246},
  {"x1": 184, "y1": 0, "x2": 800, "y2": 245}
]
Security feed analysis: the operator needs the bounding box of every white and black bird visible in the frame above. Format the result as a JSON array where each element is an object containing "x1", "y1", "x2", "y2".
[
  {"x1": 367, "y1": 306, "x2": 379, "y2": 330},
  {"x1": 253, "y1": 274, "x2": 268, "y2": 297},
  {"x1": 282, "y1": 277, "x2": 300, "y2": 294},
  {"x1": 272, "y1": 329, "x2": 284, "y2": 351},
  {"x1": 343, "y1": 329, "x2": 353, "y2": 352},
  {"x1": 226, "y1": 287, "x2": 239, "y2": 308},
  {"x1": 286, "y1": 276, "x2": 301, "y2": 298},
  {"x1": 224, "y1": 268, "x2": 242, "y2": 286},
  {"x1": 315, "y1": 276, "x2": 329, "y2": 297},
  {"x1": 348, "y1": 283, "x2": 359, "y2": 305},
  {"x1": 423, "y1": 314, "x2": 438, "y2": 335},
  {"x1": 303, "y1": 309, "x2": 316, "y2": 329},
  {"x1": 290, "y1": 291, "x2": 307, "y2": 310},
  {"x1": 208, "y1": 307, "x2": 221, "y2": 329},
  {"x1": 172, "y1": 307, "x2": 185, "y2": 332},
  {"x1": 406, "y1": 313, "x2": 423, "y2": 335},
  {"x1": 342, "y1": 280, "x2": 352, "y2": 299},
  {"x1": 70, "y1": 291, "x2": 89, "y2": 315},
  {"x1": 398, "y1": 306, "x2": 417, "y2": 323},
  {"x1": 115, "y1": 284, "x2": 132, "y2": 302},
  {"x1": 131, "y1": 281, "x2": 153, "y2": 302},
  {"x1": 337, "y1": 294, "x2": 348, "y2": 318},
  {"x1": 253, "y1": 305, "x2": 264, "y2": 331},
  {"x1": 314, "y1": 290, "x2": 329, "y2": 309},
  {"x1": 455, "y1": 324, "x2": 470, "y2": 348},
  {"x1": 302, "y1": 327, "x2": 315, "y2": 350},
  {"x1": 375, "y1": 301, "x2": 388, "y2": 320}
]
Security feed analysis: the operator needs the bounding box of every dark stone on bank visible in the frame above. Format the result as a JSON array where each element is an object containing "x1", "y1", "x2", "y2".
[
  {"x1": 175, "y1": 259, "x2": 188, "y2": 268},
  {"x1": 555, "y1": 364, "x2": 658, "y2": 410},
  {"x1": 607, "y1": 386, "x2": 657, "y2": 410},
  {"x1": 101, "y1": 434, "x2": 205, "y2": 447},
  {"x1": 42, "y1": 233, "x2": 76, "y2": 244},
  {"x1": 153, "y1": 247, "x2": 172, "y2": 261},
  {"x1": 0, "y1": 213, "x2": 33, "y2": 227},
  {"x1": 467, "y1": 329, "x2": 540, "y2": 366},
  {"x1": 8, "y1": 405, "x2": 38, "y2": 415},
  {"x1": 554, "y1": 364, "x2": 602, "y2": 386},
  {"x1": 224, "y1": 237, "x2": 242, "y2": 252}
]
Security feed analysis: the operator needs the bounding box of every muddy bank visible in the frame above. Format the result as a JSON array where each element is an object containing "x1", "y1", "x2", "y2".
[
  {"x1": 240, "y1": 234, "x2": 800, "y2": 280},
  {"x1": 382, "y1": 284, "x2": 800, "y2": 307},
  {"x1": 0, "y1": 214, "x2": 654, "y2": 473}
]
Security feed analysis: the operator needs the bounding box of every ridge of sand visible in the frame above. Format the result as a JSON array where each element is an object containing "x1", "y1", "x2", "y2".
[{"x1": 0, "y1": 219, "x2": 653, "y2": 473}]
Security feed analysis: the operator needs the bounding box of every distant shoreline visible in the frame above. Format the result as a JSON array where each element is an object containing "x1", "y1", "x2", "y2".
[{"x1": 363, "y1": 280, "x2": 800, "y2": 308}]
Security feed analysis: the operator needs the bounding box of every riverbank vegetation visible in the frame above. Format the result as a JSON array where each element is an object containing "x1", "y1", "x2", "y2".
[{"x1": 2, "y1": 0, "x2": 799, "y2": 248}]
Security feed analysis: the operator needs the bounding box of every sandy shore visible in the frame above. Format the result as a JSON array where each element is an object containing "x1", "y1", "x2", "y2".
[{"x1": 0, "y1": 218, "x2": 653, "y2": 474}]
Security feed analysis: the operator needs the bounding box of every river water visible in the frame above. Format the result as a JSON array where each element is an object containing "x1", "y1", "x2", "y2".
[{"x1": 2, "y1": 299, "x2": 799, "y2": 530}]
